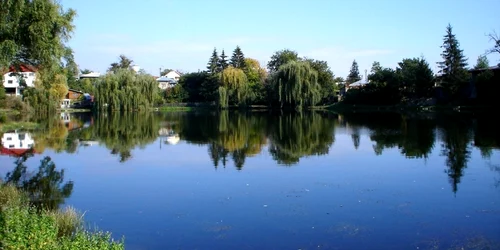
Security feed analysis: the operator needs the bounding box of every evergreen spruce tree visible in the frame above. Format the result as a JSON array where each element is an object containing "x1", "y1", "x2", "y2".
[
  {"x1": 437, "y1": 24, "x2": 469, "y2": 95},
  {"x1": 207, "y1": 48, "x2": 220, "y2": 74},
  {"x1": 219, "y1": 49, "x2": 229, "y2": 72},
  {"x1": 230, "y1": 46, "x2": 246, "y2": 69},
  {"x1": 474, "y1": 55, "x2": 489, "y2": 70},
  {"x1": 346, "y1": 60, "x2": 361, "y2": 84}
]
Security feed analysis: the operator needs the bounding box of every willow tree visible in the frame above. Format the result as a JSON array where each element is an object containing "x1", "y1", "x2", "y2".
[
  {"x1": 94, "y1": 69, "x2": 157, "y2": 111},
  {"x1": 0, "y1": 0, "x2": 76, "y2": 69},
  {"x1": 273, "y1": 61, "x2": 321, "y2": 109},
  {"x1": 219, "y1": 66, "x2": 249, "y2": 107}
]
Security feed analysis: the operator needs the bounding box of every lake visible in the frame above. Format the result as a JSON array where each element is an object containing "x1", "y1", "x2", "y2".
[{"x1": 1, "y1": 111, "x2": 499, "y2": 249}]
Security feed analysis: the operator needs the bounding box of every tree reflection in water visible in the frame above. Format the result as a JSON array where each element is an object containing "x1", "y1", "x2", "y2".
[
  {"x1": 3, "y1": 149, "x2": 73, "y2": 210},
  {"x1": 6, "y1": 110, "x2": 498, "y2": 195}
]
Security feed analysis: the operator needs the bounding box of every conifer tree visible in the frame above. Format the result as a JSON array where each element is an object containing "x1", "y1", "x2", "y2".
[
  {"x1": 219, "y1": 49, "x2": 229, "y2": 71},
  {"x1": 474, "y1": 55, "x2": 489, "y2": 70},
  {"x1": 437, "y1": 24, "x2": 469, "y2": 95},
  {"x1": 207, "y1": 48, "x2": 220, "y2": 74},
  {"x1": 230, "y1": 46, "x2": 246, "y2": 69},
  {"x1": 346, "y1": 60, "x2": 361, "y2": 84}
]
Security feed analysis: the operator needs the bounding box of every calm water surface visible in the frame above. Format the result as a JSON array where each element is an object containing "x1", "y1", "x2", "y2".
[{"x1": 1, "y1": 111, "x2": 499, "y2": 249}]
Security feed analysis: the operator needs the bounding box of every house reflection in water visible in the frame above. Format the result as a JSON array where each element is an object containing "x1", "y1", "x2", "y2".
[
  {"x1": 0, "y1": 130, "x2": 36, "y2": 157},
  {"x1": 158, "y1": 128, "x2": 180, "y2": 146}
]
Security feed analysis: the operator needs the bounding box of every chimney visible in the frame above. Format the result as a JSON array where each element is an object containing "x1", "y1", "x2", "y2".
[{"x1": 365, "y1": 69, "x2": 368, "y2": 80}]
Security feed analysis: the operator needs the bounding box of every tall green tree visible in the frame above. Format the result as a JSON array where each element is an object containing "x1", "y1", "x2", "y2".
[
  {"x1": 437, "y1": 24, "x2": 469, "y2": 96},
  {"x1": 346, "y1": 60, "x2": 361, "y2": 84},
  {"x1": 219, "y1": 49, "x2": 229, "y2": 72},
  {"x1": 267, "y1": 49, "x2": 300, "y2": 73},
  {"x1": 243, "y1": 58, "x2": 267, "y2": 103},
  {"x1": 0, "y1": 0, "x2": 76, "y2": 70},
  {"x1": 474, "y1": 55, "x2": 489, "y2": 69},
  {"x1": 304, "y1": 58, "x2": 336, "y2": 103},
  {"x1": 370, "y1": 61, "x2": 383, "y2": 75},
  {"x1": 108, "y1": 55, "x2": 134, "y2": 73},
  {"x1": 207, "y1": 48, "x2": 220, "y2": 74},
  {"x1": 230, "y1": 46, "x2": 246, "y2": 69},
  {"x1": 273, "y1": 61, "x2": 321, "y2": 109},
  {"x1": 396, "y1": 57, "x2": 435, "y2": 98}
]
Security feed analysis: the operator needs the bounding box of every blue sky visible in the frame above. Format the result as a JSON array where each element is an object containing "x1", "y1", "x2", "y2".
[{"x1": 64, "y1": 0, "x2": 500, "y2": 77}]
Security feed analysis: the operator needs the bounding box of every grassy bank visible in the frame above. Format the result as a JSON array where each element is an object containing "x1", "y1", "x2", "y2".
[
  {"x1": 0, "y1": 184, "x2": 124, "y2": 249},
  {"x1": 0, "y1": 121, "x2": 39, "y2": 132}
]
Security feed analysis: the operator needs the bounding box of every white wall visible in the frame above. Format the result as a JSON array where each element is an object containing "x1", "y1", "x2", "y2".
[
  {"x1": 165, "y1": 71, "x2": 180, "y2": 80},
  {"x1": 2, "y1": 72, "x2": 36, "y2": 88},
  {"x1": 1, "y1": 132, "x2": 35, "y2": 149},
  {"x1": 158, "y1": 82, "x2": 176, "y2": 90}
]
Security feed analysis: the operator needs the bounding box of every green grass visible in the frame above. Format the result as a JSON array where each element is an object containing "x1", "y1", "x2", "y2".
[
  {"x1": 0, "y1": 185, "x2": 124, "y2": 250},
  {"x1": 0, "y1": 121, "x2": 40, "y2": 132}
]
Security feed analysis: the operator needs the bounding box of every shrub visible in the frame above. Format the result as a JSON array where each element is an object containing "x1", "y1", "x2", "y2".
[{"x1": 0, "y1": 185, "x2": 124, "y2": 249}]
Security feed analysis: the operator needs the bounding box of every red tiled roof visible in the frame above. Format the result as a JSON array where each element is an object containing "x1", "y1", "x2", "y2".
[
  {"x1": 0, "y1": 146, "x2": 37, "y2": 157},
  {"x1": 8, "y1": 64, "x2": 37, "y2": 73}
]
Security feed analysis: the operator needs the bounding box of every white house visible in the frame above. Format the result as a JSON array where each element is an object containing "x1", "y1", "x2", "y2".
[
  {"x1": 164, "y1": 70, "x2": 181, "y2": 81},
  {"x1": 157, "y1": 76, "x2": 177, "y2": 90},
  {"x1": 2, "y1": 65, "x2": 37, "y2": 96},
  {"x1": 1, "y1": 131, "x2": 35, "y2": 150}
]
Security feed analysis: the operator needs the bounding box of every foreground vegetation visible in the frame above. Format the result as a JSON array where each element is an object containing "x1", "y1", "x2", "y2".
[{"x1": 0, "y1": 185, "x2": 124, "y2": 249}]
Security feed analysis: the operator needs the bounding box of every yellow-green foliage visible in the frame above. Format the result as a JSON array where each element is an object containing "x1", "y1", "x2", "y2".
[
  {"x1": 0, "y1": 185, "x2": 124, "y2": 249},
  {"x1": 221, "y1": 66, "x2": 249, "y2": 105}
]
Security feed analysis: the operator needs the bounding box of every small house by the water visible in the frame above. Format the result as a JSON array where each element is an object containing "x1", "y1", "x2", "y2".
[{"x1": 1, "y1": 65, "x2": 37, "y2": 96}]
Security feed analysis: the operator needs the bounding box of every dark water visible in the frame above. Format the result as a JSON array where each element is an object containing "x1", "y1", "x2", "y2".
[{"x1": 1, "y1": 111, "x2": 499, "y2": 249}]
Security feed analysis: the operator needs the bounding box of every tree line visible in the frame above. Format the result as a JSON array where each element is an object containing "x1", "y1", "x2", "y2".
[
  {"x1": 160, "y1": 24, "x2": 499, "y2": 109},
  {"x1": 2, "y1": 0, "x2": 499, "y2": 114},
  {"x1": 342, "y1": 24, "x2": 499, "y2": 106},
  {"x1": 166, "y1": 47, "x2": 341, "y2": 110}
]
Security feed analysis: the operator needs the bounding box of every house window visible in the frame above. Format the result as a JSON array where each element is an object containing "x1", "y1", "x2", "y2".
[
  {"x1": 6, "y1": 137, "x2": 12, "y2": 140},
  {"x1": 7, "y1": 80, "x2": 13, "y2": 84},
  {"x1": 29, "y1": 73, "x2": 34, "y2": 76},
  {"x1": 9, "y1": 145, "x2": 15, "y2": 148}
]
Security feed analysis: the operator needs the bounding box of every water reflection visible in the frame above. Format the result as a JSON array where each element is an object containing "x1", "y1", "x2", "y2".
[
  {"x1": 2, "y1": 111, "x2": 500, "y2": 193},
  {"x1": 2, "y1": 150, "x2": 73, "y2": 210}
]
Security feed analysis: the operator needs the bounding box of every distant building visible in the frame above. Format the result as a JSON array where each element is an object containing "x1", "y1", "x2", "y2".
[
  {"x1": 157, "y1": 76, "x2": 178, "y2": 90},
  {"x1": 61, "y1": 89, "x2": 94, "y2": 109},
  {"x1": 164, "y1": 70, "x2": 181, "y2": 81},
  {"x1": 2, "y1": 65, "x2": 37, "y2": 96},
  {"x1": 131, "y1": 65, "x2": 141, "y2": 73},
  {"x1": 78, "y1": 72, "x2": 101, "y2": 79}
]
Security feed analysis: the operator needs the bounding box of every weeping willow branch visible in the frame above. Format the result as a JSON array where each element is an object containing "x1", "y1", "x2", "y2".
[
  {"x1": 94, "y1": 69, "x2": 158, "y2": 112},
  {"x1": 273, "y1": 61, "x2": 321, "y2": 109},
  {"x1": 220, "y1": 66, "x2": 249, "y2": 106}
]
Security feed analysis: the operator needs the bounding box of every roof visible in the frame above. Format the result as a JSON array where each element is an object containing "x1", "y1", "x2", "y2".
[
  {"x1": 79, "y1": 72, "x2": 101, "y2": 78},
  {"x1": 164, "y1": 70, "x2": 182, "y2": 76},
  {"x1": 349, "y1": 78, "x2": 369, "y2": 87},
  {"x1": 2, "y1": 64, "x2": 37, "y2": 74},
  {"x1": 157, "y1": 76, "x2": 177, "y2": 83},
  {"x1": 0, "y1": 147, "x2": 37, "y2": 157},
  {"x1": 68, "y1": 89, "x2": 84, "y2": 94},
  {"x1": 468, "y1": 65, "x2": 500, "y2": 72}
]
